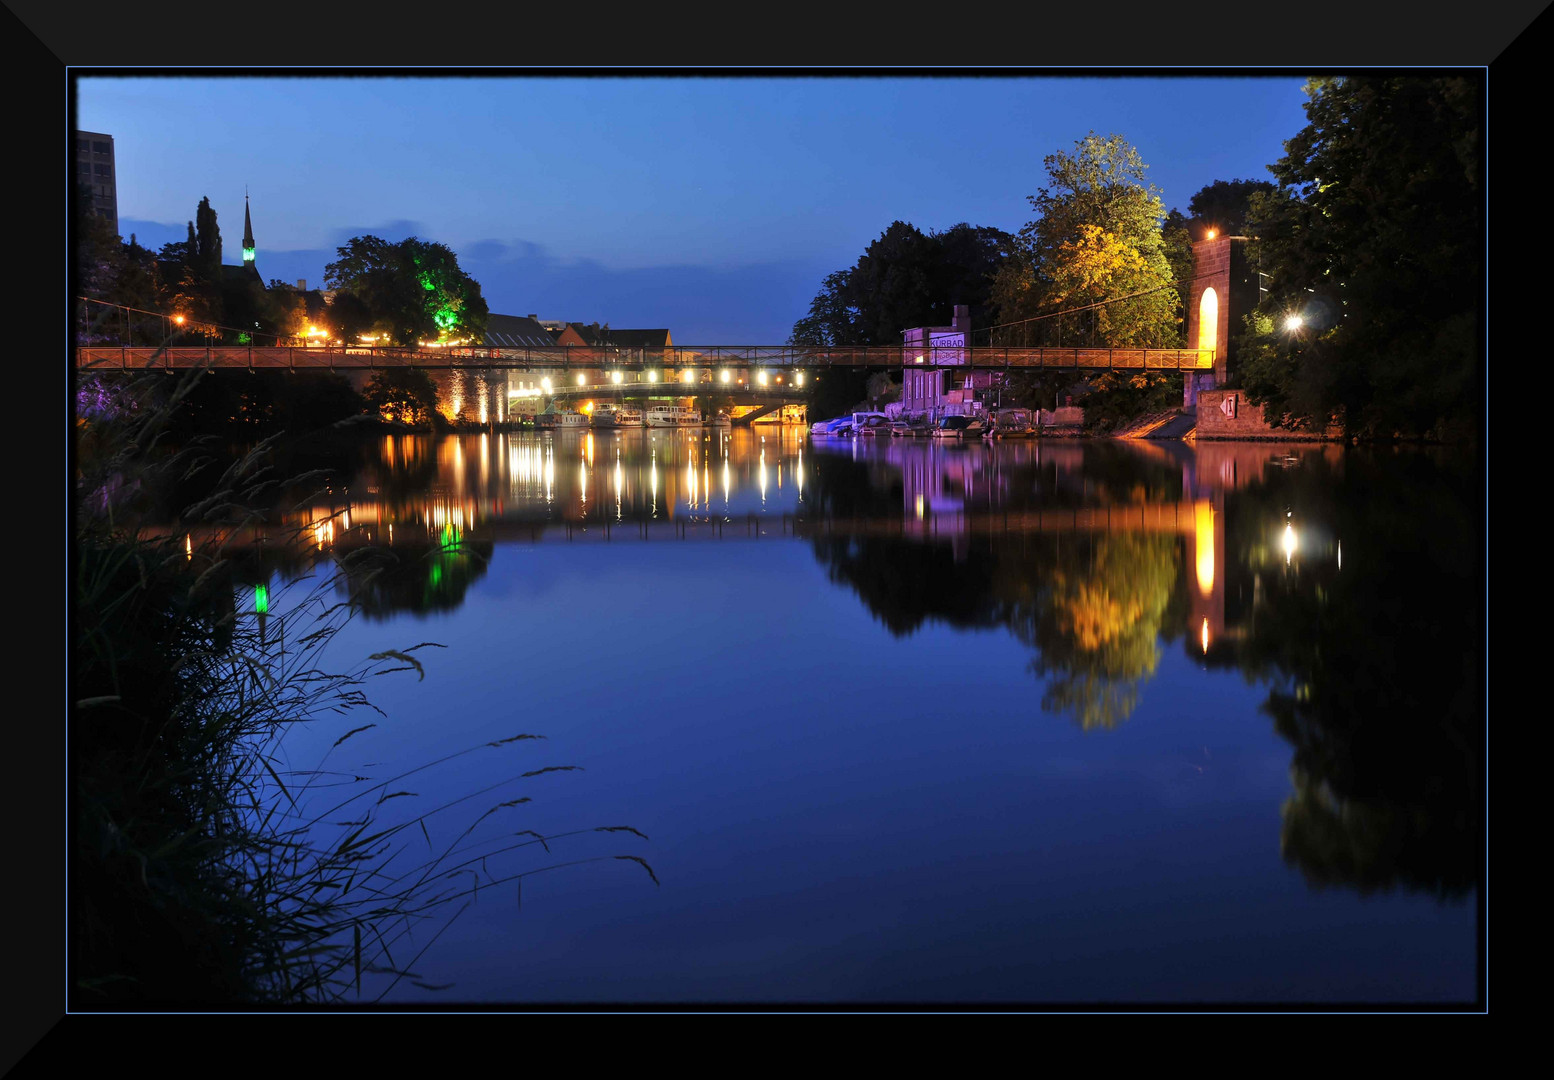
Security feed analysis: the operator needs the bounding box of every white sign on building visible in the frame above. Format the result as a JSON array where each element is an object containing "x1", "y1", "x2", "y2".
[{"x1": 928, "y1": 331, "x2": 966, "y2": 366}]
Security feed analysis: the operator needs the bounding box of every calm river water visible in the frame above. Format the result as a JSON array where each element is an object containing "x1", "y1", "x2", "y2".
[{"x1": 237, "y1": 427, "x2": 1481, "y2": 1005}]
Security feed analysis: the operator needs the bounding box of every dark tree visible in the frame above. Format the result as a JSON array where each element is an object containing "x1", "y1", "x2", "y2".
[
  {"x1": 1161, "y1": 208, "x2": 1195, "y2": 340},
  {"x1": 195, "y1": 196, "x2": 222, "y2": 281},
  {"x1": 790, "y1": 221, "x2": 1013, "y2": 347},
  {"x1": 1235, "y1": 77, "x2": 1481, "y2": 439},
  {"x1": 790, "y1": 221, "x2": 1011, "y2": 418},
  {"x1": 1186, "y1": 179, "x2": 1276, "y2": 240},
  {"x1": 328, "y1": 291, "x2": 376, "y2": 344}
]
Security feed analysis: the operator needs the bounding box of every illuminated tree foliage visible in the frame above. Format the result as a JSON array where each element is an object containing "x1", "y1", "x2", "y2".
[
  {"x1": 991, "y1": 133, "x2": 1178, "y2": 349},
  {"x1": 1236, "y1": 77, "x2": 1481, "y2": 439},
  {"x1": 362, "y1": 368, "x2": 441, "y2": 425},
  {"x1": 989, "y1": 134, "x2": 1183, "y2": 428},
  {"x1": 324, "y1": 236, "x2": 489, "y2": 346}
]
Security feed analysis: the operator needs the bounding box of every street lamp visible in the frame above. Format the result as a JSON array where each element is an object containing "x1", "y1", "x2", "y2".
[{"x1": 1284, "y1": 314, "x2": 1304, "y2": 333}]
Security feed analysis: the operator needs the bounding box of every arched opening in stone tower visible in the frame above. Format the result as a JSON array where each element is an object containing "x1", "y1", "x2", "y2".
[{"x1": 1198, "y1": 287, "x2": 1218, "y2": 355}]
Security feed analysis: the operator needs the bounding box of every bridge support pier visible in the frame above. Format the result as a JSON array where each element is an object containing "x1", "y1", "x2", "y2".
[{"x1": 1183, "y1": 370, "x2": 1218, "y2": 410}]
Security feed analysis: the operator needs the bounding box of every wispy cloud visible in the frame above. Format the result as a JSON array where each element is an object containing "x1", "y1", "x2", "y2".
[{"x1": 114, "y1": 224, "x2": 833, "y2": 342}]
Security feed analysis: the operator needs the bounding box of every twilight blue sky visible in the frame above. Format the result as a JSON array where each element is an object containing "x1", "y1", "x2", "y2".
[{"x1": 76, "y1": 76, "x2": 1311, "y2": 342}]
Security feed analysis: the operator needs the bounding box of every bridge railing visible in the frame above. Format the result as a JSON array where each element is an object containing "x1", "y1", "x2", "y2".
[{"x1": 76, "y1": 345, "x2": 1214, "y2": 372}]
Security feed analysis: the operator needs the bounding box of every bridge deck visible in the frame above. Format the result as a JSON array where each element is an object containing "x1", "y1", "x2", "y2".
[{"x1": 77, "y1": 344, "x2": 1213, "y2": 373}]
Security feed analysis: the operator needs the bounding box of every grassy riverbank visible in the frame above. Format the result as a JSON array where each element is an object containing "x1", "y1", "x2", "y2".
[{"x1": 71, "y1": 370, "x2": 655, "y2": 1005}]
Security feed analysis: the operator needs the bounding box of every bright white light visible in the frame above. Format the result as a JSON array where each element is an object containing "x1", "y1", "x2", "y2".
[
  {"x1": 757, "y1": 371, "x2": 769, "y2": 386},
  {"x1": 648, "y1": 370, "x2": 658, "y2": 382},
  {"x1": 576, "y1": 373, "x2": 586, "y2": 386},
  {"x1": 1285, "y1": 315, "x2": 1304, "y2": 332},
  {"x1": 682, "y1": 369, "x2": 694, "y2": 384},
  {"x1": 541, "y1": 377, "x2": 553, "y2": 392},
  {"x1": 720, "y1": 370, "x2": 731, "y2": 384},
  {"x1": 795, "y1": 372, "x2": 805, "y2": 387},
  {"x1": 1282, "y1": 522, "x2": 1298, "y2": 563},
  {"x1": 612, "y1": 371, "x2": 623, "y2": 385}
]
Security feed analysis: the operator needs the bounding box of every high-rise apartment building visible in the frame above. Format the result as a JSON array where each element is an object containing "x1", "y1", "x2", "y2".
[{"x1": 74, "y1": 130, "x2": 118, "y2": 236}]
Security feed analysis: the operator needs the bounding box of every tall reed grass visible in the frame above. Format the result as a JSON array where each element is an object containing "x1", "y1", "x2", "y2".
[{"x1": 72, "y1": 362, "x2": 656, "y2": 1005}]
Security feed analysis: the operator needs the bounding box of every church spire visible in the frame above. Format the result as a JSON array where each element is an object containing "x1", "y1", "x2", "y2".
[{"x1": 242, "y1": 189, "x2": 256, "y2": 265}]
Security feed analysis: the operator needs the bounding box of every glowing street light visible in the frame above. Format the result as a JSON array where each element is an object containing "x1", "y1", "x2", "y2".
[
  {"x1": 1284, "y1": 314, "x2": 1304, "y2": 332},
  {"x1": 681, "y1": 369, "x2": 695, "y2": 384},
  {"x1": 719, "y1": 370, "x2": 731, "y2": 384},
  {"x1": 795, "y1": 372, "x2": 805, "y2": 387},
  {"x1": 576, "y1": 373, "x2": 586, "y2": 386},
  {"x1": 541, "y1": 377, "x2": 553, "y2": 393},
  {"x1": 612, "y1": 371, "x2": 624, "y2": 385},
  {"x1": 757, "y1": 371, "x2": 769, "y2": 386},
  {"x1": 648, "y1": 370, "x2": 659, "y2": 382}
]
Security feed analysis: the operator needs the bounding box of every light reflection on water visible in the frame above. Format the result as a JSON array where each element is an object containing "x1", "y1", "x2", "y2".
[{"x1": 199, "y1": 432, "x2": 1480, "y2": 1004}]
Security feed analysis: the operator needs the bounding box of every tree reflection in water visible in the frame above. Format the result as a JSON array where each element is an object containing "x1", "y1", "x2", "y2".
[
  {"x1": 1200, "y1": 449, "x2": 1482, "y2": 900},
  {"x1": 1008, "y1": 532, "x2": 1180, "y2": 730},
  {"x1": 807, "y1": 442, "x2": 1481, "y2": 902},
  {"x1": 806, "y1": 450, "x2": 1183, "y2": 730},
  {"x1": 331, "y1": 528, "x2": 495, "y2": 621}
]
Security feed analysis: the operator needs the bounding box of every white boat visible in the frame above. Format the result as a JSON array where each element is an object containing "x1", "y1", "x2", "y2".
[
  {"x1": 535, "y1": 406, "x2": 589, "y2": 430},
  {"x1": 591, "y1": 404, "x2": 622, "y2": 428},
  {"x1": 931, "y1": 416, "x2": 974, "y2": 439},
  {"x1": 616, "y1": 405, "x2": 644, "y2": 427},
  {"x1": 811, "y1": 417, "x2": 849, "y2": 436},
  {"x1": 711, "y1": 410, "x2": 732, "y2": 428},
  {"x1": 646, "y1": 404, "x2": 701, "y2": 428}
]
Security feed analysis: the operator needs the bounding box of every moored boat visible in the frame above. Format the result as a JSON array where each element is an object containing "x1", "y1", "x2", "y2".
[
  {"x1": 535, "y1": 406, "x2": 589, "y2": 430},
  {"x1": 646, "y1": 404, "x2": 701, "y2": 428},
  {"x1": 987, "y1": 408, "x2": 1032, "y2": 438}
]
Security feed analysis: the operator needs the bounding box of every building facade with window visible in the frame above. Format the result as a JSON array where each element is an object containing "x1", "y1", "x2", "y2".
[
  {"x1": 75, "y1": 130, "x2": 117, "y2": 236},
  {"x1": 900, "y1": 305, "x2": 996, "y2": 418}
]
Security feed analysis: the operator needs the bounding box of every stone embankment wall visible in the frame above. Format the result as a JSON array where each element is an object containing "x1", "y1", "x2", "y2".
[
  {"x1": 1039, "y1": 407, "x2": 1085, "y2": 427},
  {"x1": 1196, "y1": 389, "x2": 1340, "y2": 440}
]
